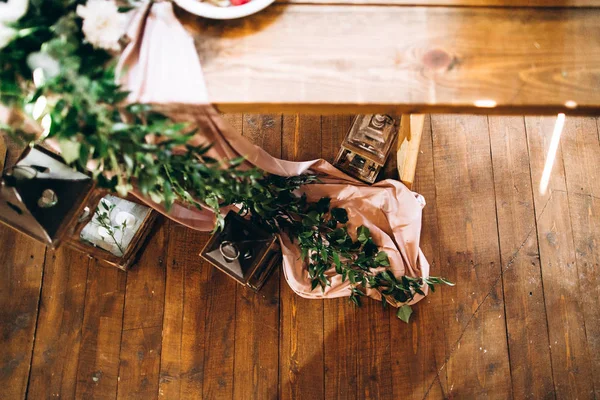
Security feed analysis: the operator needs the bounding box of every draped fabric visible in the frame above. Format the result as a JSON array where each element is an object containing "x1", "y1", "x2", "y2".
[{"x1": 116, "y1": 2, "x2": 430, "y2": 304}]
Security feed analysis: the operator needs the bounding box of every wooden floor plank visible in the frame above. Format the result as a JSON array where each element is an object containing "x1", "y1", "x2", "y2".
[
  {"x1": 159, "y1": 226, "x2": 211, "y2": 399},
  {"x1": 242, "y1": 114, "x2": 283, "y2": 158},
  {"x1": 391, "y1": 115, "x2": 448, "y2": 400},
  {"x1": 117, "y1": 219, "x2": 170, "y2": 399},
  {"x1": 0, "y1": 228, "x2": 46, "y2": 400},
  {"x1": 194, "y1": 115, "x2": 239, "y2": 400},
  {"x1": 121, "y1": 220, "x2": 169, "y2": 332},
  {"x1": 321, "y1": 115, "x2": 359, "y2": 400},
  {"x1": 279, "y1": 115, "x2": 325, "y2": 400},
  {"x1": 232, "y1": 113, "x2": 282, "y2": 400},
  {"x1": 118, "y1": 327, "x2": 163, "y2": 400},
  {"x1": 525, "y1": 116, "x2": 595, "y2": 399},
  {"x1": 560, "y1": 117, "x2": 600, "y2": 397},
  {"x1": 488, "y1": 116, "x2": 555, "y2": 399},
  {"x1": 430, "y1": 115, "x2": 512, "y2": 397},
  {"x1": 200, "y1": 265, "x2": 237, "y2": 399},
  {"x1": 75, "y1": 261, "x2": 127, "y2": 400},
  {"x1": 27, "y1": 247, "x2": 90, "y2": 399},
  {"x1": 356, "y1": 300, "x2": 393, "y2": 400}
]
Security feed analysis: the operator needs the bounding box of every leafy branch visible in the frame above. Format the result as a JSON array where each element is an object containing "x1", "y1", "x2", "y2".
[
  {"x1": 245, "y1": 193, "x2": 454, "y2": 322},
  {"x1": 94, "y1": 199, "x2": 126, "y2": 256}
]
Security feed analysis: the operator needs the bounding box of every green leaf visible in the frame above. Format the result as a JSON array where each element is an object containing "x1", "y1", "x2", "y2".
[
  {"x1": 330, "y1": 207, "x2": 348, "y2": 224},
  {"x1": 315, "y1": 197, "x2": 330, "y2": 214},
  {"x1": 58, "y1": 139, "x2": 81, "y2": 164},
  {"x1": 311, "y1": 279, "x2": 319, "y2": 291},
  {"x1": 332, "y1": 251, "x2": 341, "y2": 273},
  {"x1": 374, "y1": 251, "x2": 390, "y2": 266},
  {"x1": 357, "y1": 226, "x2": 370, "y2": 244},
  {"x1": 440, "y1": 277, "x2": 455, "y2": 286},
  {"x1": 397, "y1": 305, "x2": 413, "y2": 323}
]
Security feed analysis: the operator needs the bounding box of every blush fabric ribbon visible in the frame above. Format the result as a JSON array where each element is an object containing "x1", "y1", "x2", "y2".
[{"x1": 116, "y1": 1, "x2": 431, "y2": 304}]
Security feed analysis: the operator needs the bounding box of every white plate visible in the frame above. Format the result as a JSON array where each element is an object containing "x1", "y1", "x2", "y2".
[{"x1": 174, "y1": 0, "x2": 275, "y2": 19}]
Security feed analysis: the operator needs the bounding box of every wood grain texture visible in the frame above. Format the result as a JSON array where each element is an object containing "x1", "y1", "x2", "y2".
[
  {"x1": 242, "y1": 114, "x2": 283, "y2": 158},
  {"x1": 280, "y1": 115, "x2": 325, "y2": 400},
  {"x1": 525, "y1": 116, "x2": 595, "y2": 398},
  {"x1": 233, "y1": 113, "x2": 282, "y2": 400},
  {"x1": 0, "y1": 134, "x2": 6, "y2": 172},
  {"x1": 397, "y1": 114, "x2": 425, "y2": 189},
  {"x1": 6, "y1": 114, "x2": 600, "y2": 400},
  {"x1": 431, "y1": 115, "x2": 512, "y2": 397},
  {"x1": 282, "y1": 0, "x2": 600, "y2": 5},
  {"x1": 180, "y1": 5, "x2": 600, "y2": 115},
  {"x1": 121, "y1": 219, "x2": 169, "y2": 332},
  {"x1": 117, "y1": 220, "x2": 170, "y2": 399},
  {"x1": 561, "y1": 117, "x2": 600, "y2": 397},
  {"x1": 321, "y1": 115, "x2": 359, "y2": 400},
  {"x1": 391, "y1": 115, "x2": 447, "y2": 400},
  {"x1": 488, "y1": 116, "x2": 554, "y2": 399},
  {"x1": 118, "y1": 327, "x2": 163, "y2": 400},
  {"x1": 0, "y1": 228, "x2": 46, "y2": 400},
  {"x1": 357, "y1": 301, "x2": 393, "y2": 400},
  {"x1": 159, "y1": 226, "x2": 211, "y2": 399},
  {"x1": 75, "y1": 261, "x2": 127, "y2": 400},
  {"x1": 27, "y1": 248, "x2": 90, "y2": 399}
]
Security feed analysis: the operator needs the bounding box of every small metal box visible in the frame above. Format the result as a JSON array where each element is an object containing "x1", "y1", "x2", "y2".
[
  {"x1": 333, "y1": 114, "x2": 400, "y2": 183},
  {"x1": 200, "y1": 211, "x2": 281, "y2": 292}
]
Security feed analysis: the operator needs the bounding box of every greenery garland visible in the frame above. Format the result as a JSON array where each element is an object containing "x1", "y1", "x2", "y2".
[{"x1": 0, "y1": 0, "x2": 452, "y2": 322}]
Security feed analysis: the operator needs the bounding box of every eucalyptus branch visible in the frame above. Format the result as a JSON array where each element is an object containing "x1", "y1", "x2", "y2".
[
  {"x1": 251, "y1": 196, "x2": 455, "y2": 323},
  {"x1": 94, "y1": 199, "x2": 125, "y2": 256}
]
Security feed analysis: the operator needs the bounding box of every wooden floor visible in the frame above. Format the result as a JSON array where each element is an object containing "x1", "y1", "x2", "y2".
[{"x1": 1, "y1": 115, "x2": 600, "y2": 399}]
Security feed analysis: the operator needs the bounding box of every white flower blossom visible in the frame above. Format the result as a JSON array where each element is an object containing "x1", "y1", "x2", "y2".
[
  {"x1": 0, "y1": 0, "x2": 28, "y2": 23},
  {"x1": 76, "y1": 0, "x2": 127, "y2": 52},
  {"x1": 0, "y1": 24, "x2": 16, "y2": 49}
]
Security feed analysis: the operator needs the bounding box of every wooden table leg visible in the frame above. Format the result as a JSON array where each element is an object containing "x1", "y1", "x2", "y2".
[{"x1": 396, "y1": 114, "x2": 425, "y2": 190}]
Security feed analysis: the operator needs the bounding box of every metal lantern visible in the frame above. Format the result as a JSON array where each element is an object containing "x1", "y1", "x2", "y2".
[
  {"x1": 200, "y1": 211, "x2": 281, "y2": 292},
  {"x1": 0, "y1": 146, "x2": 94, "y2": 247},
  {"x1": 333, "y1": 114, "x2": 400, "y2": 183}
]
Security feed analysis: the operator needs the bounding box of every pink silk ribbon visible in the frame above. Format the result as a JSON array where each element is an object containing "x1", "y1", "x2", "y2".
[{"x1": 116, "y1": 2, "x2": 430, "y2": 304}]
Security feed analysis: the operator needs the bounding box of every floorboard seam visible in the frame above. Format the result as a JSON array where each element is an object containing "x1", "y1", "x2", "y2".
[
  {"x1": 486, "y1": 115, "x2": 516, "y2": 400},
  {"x1": 422, "y1": 192, "x2": 553, "y2": 400},
  {"x1": 429, "y1": 115, "x2": 449, "y2": 397},
  {"x1": 24, "y1": 246, "x2": 48, "y2": 399}
]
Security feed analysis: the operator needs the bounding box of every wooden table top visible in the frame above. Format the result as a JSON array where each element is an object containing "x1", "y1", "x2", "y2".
[{"x1": 176, "y1": 1, "x2": 600, "y2": 115}]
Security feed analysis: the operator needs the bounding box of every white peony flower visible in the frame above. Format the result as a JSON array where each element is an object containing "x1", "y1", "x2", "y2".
[
  {"x1": 27, "y1": 51, "x2": 61, "y2": 82},
  {"x1": 0, "y1": 23, "x2": 16, "y2": 49},
  {"x1": 0, "y1": 0, "x2": 28, "y2": 23},
  {"x1": 76, "y1": 0, "x2": 127, "y2": 52}
]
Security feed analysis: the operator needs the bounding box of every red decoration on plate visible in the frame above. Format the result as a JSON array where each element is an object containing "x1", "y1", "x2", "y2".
[{"x1": 230, "y1": 0, "x2": 250, "y2": 5}]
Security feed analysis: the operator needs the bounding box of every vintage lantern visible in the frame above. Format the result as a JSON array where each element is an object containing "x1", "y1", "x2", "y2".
[
  {"x1": 333, "y1": 114, "x2": 400, "y2": 183},
  {"x1": 200, "y1": 211, "x2": 281, "y2": 292}
]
